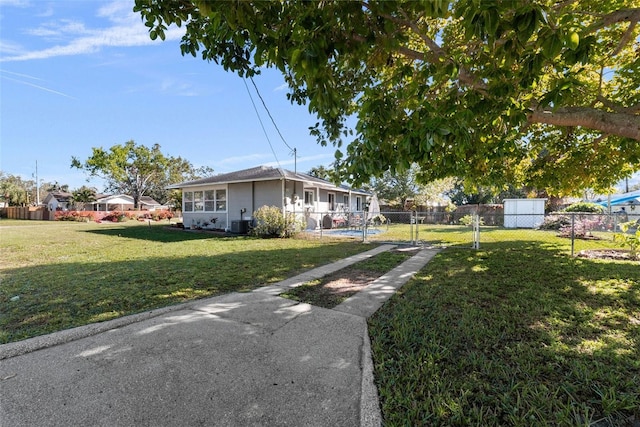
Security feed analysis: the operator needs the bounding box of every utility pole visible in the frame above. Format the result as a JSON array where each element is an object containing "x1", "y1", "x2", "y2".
[
  {"x1": 35, "y1": 160, "x2": 40, "y2": 205},
  {"x1": 293, "y1": 148, "x2": 297, "y2": 174}
]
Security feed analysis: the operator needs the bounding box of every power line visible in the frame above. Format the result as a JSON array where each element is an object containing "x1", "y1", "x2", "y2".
[
  {"x1": 248, "y1": 76, "x2": 296, "y2": 154},
  {"x1": 242, "y1": 77, "x2": 281, "y2": 170}
]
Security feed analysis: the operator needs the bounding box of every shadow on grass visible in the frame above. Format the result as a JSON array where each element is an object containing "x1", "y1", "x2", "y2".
[
  {"x1": 0, "y1": 244, "x2": 358, "y2": 343},
  {"x1": 369, "y1": 240, "x2": 640, "y2": 425},
  {"x1": 83, "y1": 224, "x2": 240, "y2": 243}
]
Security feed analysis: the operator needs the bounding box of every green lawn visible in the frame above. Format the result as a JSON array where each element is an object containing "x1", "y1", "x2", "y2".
[
  {"x1": 2, "y1": 219, "x2": 638, "y2": 425},
  {"x1": 0, "y1": 219, "x2": 370, "y2": 343},
  {"x1": 368, "y1": 240, "x2": 639, "y2": 426}
]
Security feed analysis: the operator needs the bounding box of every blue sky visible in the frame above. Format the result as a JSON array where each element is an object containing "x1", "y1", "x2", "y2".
[
  {"x1": 1, "y1": 0, "x2": 637, "y2": 194},
  {"x1": 0, "y1": 0, "x2": 336, "y2": 191}
]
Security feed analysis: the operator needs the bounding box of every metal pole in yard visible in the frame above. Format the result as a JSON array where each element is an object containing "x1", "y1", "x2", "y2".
[
  {"x1": 410, "y1": 212, "x2": 414, "y2": 245},
  {"x1": 472, "y1": 213, "x2": 480, "y2": 249},
  {"x1": 571, "y1": 213, "x2": 575, "y2": 257}
]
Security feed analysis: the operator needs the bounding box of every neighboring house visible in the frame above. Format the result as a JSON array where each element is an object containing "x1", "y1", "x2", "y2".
[
  {"x1": 595, "y1": 190, "x2": 640, "y2": 219},
  {"x1": 91, "y1": 194, "x2": 162, "y2": 212},
  {"x1": 43, "y1": 191, "x2": 73, "y2": 211},
  {"x1": 168, "y1": 165, "x2": 371, "y2": 231}
]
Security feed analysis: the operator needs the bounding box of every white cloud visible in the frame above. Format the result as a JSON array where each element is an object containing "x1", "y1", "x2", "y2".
[
  {"x1": 0, "y1": 0, "x2": 185, "y2": 62},
  {"x1": 0, "y1": 0, "x2": 30, "y2": 6},
  {"x1": 27, "y1": 19, "x2": 90, "y2": 38},
  {"x1": 0, "y1": 39, "x2": 23, "y2": 55},
  {"x1": 264, "y1": 153, "x2": 332, "y2": 168},
  {"x1": 216, "y1": 153, "x2": 271, "y2": 167}
]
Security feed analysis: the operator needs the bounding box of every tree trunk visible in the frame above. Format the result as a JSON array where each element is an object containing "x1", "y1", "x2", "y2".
[{"x1": 527, "y1": 107, "x2": 640, "y2": 141}]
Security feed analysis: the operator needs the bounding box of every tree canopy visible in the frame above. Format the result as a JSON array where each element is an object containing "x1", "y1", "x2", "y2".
[
  {"x1": 71, "y1": 141, "x2": 199, "y2": 208},
  {"x1": 135, "y1": 0, "x2": 640, "y2": 196}
]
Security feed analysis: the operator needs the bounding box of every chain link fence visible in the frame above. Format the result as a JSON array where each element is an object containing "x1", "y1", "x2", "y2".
[{"x1": 303, "y1": 210, "x2": 636, "y2": 257}]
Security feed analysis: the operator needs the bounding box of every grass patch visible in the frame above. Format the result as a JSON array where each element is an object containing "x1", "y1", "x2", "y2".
[
  {"x1": 0, "y1": 220, "x2": 371, "y2": 343},
  {"x1": 368, "y1": 241, "x2": 640, "y2": 426},
  {"x1": 280, "y1": 249, "x2": 414, "y2": 308}
]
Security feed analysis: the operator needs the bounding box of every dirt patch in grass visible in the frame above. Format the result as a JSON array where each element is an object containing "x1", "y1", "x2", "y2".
[
  {"x1": 577, "y1": 248, "x2": 638, "y2": 261},
  {"x1": 280, "y1": 248, "x2": 417, "y2": 308}
]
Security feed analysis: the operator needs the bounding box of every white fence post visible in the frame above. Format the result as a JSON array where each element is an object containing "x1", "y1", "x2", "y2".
[{"x1": 472, "y1": 213, "x2": 480, "y2": 249}]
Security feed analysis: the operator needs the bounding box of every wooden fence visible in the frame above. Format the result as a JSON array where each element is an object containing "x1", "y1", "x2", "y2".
[{"x1": 0, "y1": 206, "x2": 53, "y2": 220}]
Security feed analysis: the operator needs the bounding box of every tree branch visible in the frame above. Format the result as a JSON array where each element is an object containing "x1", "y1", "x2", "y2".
[
  {"x1": 612, "y1": 18, "x2": 638, "y2": 55},
  {"x1": 528, "y1": 107, "x2": 640, "y2": 140},
  {"x1": 585, "y1": 8, "x2": 640, "y2": 33}
]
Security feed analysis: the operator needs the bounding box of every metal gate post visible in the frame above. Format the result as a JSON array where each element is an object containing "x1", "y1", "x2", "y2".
[{"x1": 472, "y1": 213, "x2": 480, "y2": 249}]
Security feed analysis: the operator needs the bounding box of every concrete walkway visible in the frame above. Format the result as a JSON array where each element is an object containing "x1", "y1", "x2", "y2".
[{"x1": 0, "y1": 245, "x2": 439, "y2": 427}]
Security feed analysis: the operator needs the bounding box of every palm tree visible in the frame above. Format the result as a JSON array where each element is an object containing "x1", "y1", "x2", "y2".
[{"x1": 70, "y1": 186, "x2": 97, "y2": 211}]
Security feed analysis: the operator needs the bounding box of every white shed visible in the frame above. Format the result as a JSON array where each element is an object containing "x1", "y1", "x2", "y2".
[{"x1": 503, "y1": 198, "x2": 547, "y2": 229}]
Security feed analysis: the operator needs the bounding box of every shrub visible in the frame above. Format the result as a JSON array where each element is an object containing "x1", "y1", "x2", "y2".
[
  {"x1": 152, "y1": 210, "x2": 173, "y2": 221},
  {"x1": 102, "y1": 211, "x2": 128, "y2": 222},
  {"x1": 614, "y1": 220, "x2": 640, "y2": 260},
  {"x1": 55, "y1": 211, "x2": 96, "y2": 222},
  {"x1": 538, "y1": 214, "x2": 571, "y2": 230},
  {"x1": 562, "y1": 202, "x2": 605, "y2": 213},
  {"x1": 558, "y1": 217, "x2": 603, "y2": 239},
  {"x1": 251, "y1": 206, "x2": 303, "y2": 238},
  {"x1": 459, "y1": 214, "x2": 484, "y2": 226}
]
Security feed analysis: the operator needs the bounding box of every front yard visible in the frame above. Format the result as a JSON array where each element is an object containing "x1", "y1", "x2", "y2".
[
  {"x1": 0, "y1": 220, "x2": 368, "y2": 343},
  {"x1": 369, "y1": 240, "x2": 639, "y2": 426},
  {"x1": 1, "y1": 219, "x2": 637, "y2": 425}
]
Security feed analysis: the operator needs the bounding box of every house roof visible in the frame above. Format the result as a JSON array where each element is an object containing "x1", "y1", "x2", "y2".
[
  {"x1": 595, "y1": 190, "x2": 640, "y2": 206},
  {"x1": 93, "y1": 194, "x2": 161, "y2": 205},
  {"x1": 169, "y1": 165, "x2": 370, "y2": 195},
  {"x1": 45, "y1": 191, "x2": 73, "y2": 202}
]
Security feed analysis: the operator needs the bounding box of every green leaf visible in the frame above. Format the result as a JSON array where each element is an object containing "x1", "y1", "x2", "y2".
[{"x1": 567, "y1": 32, "x2": 579, "y2": 50}]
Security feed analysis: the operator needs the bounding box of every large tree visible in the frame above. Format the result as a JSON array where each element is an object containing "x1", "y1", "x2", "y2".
[
  {"x1": 0, "y1": 172, "x2": 30, "y2": 206},
  {"x1": 135, "y1": 0, "x2": 639, "y2": 196},
  {"x1": 70, "y1": 186, "x2": 97, "y2": 211},
  {"x1": 71, "y1": 141, "x2": 197, "y2": 209}
]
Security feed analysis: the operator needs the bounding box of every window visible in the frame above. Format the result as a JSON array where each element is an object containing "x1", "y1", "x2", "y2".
[
  {"x1": 328, "y1": 193, "x2": 335, "y2": 211},
  {"x1": 343, "y1": 194, "x2": 349, "y2": 208},
  {"x1": 304, "y1": 190, "x2": 314, "y2": 205},
  {"x1": 356, "y1": 196, "x2": 362, "y2": 211},
  {"x1": 183, "y1": 188, "x2": 227, "y2": 212},
  {"x1": 216, "y1": 189, "x2": 226, "y2": 211},
  {"x1": 204, "y1": 190, "x2": 215, "y2": 211},
  {"x1": 194, "y1": 191, "x2": 204, "y2": 211},
  {"x1": 183, "y1": 191, "x2": 194, "y2": 212}
]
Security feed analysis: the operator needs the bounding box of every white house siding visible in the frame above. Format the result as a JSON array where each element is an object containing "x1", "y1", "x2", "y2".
[
  {"x1": 228, "y1": 182, "x2": 253, "y2": 223},
  {"x1": 253, "y1": 181, "x2": 282, "y2": 213}
]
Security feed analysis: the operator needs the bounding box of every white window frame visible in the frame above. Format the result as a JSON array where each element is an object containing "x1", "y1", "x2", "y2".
[
  {"x1": 183, "y1": 187, "x2": 227, "y2": 213},
  {"x1": 304, "y1": 190, "x2": 315, "y2": 206},
  {"x1": 328, "y1": 193, "x2": 335, "y2": 211},
  {"x1": 356, "y1": 196, "x2": 362, "y2": 211},
  {"x1": 183, "y1": 191, "x2": 194, "y2": 212}
]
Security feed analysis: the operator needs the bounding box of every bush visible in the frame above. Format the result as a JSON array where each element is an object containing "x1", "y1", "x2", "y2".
[
  {"x1": 55, "y1": 211, "x2": 96, "y2": 222},
  {"x1": 562, "y1": 202, "x2": 605, "y2": 213},
  {"x1": 153, "y1": 210, "x2": 173, "y2": 221},
  {"x1": 538, "y1": 214, "x2": 571, "y2": 230},
  {"x1": 558, "y1": 217, "x2": 603, "y2": 239},
  {"x1": 614, "y1": 220, "x2": 640, "y2": 260},
  {"x1": 251, "y1": 206, "x2": 303, "y2": 238},
  {"x1": 102, "y1": 211, "x2": 128, "y2": 222},
  {"x1": 459, "y1": 214, "x2": 484, "y2": 226}
]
